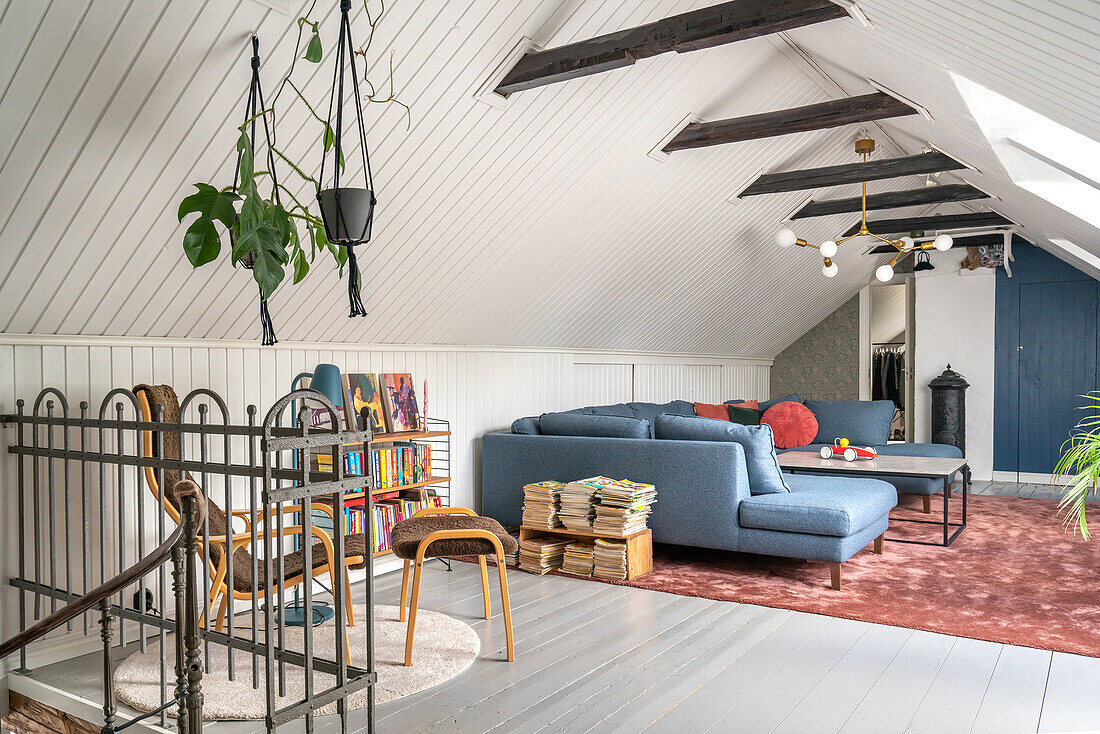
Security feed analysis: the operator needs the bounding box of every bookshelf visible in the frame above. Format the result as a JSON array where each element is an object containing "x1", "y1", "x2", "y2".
[
  {"x1": 361, "y1": 417, "x2": 452, "y2": 558},
  {"x1": 518, "y1": 525, "x2": 653, "y2": 580}
]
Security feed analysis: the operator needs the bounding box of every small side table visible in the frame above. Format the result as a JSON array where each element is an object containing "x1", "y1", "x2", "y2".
[{"x1": 777, "y1": 451, "x2": 970, "y2": 547}]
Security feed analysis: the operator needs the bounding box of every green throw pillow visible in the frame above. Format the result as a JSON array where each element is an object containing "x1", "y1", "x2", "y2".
[{"x1": 727, "y1": 405, "x2": 762, "y2": 425}]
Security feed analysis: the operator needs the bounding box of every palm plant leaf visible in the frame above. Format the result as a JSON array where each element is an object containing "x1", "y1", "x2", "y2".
[{"x1": 1053, "y1": 392, "x2": 1100, "y2": 540}]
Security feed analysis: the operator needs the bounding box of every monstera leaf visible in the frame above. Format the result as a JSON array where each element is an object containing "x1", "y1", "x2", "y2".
[{"x1": 178, "y1": 183, "x2": 240, "y2": 267}]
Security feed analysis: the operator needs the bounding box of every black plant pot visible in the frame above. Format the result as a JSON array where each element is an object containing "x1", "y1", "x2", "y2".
[{"x1": 317, "y1": 187, "x2": 375, "y2": 245}]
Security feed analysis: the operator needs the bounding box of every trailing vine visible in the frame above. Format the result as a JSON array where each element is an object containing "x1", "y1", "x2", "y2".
[{"x1": 178, "y1": 0, "x2": 409, "y2": 304}]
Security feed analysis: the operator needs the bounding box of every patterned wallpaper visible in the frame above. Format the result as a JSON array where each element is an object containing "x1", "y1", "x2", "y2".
[{"x1": 770, "y1": 294, "x2": 860, "y2": 400}]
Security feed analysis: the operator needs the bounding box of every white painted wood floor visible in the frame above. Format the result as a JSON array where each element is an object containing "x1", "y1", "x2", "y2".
[{"x1": 23, "y1": 482, "x2": 1100, "y2": 733}]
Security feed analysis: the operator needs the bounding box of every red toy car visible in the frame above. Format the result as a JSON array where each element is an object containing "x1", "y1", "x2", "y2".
[{"x1": 819, "y1": 439, "x2": 878, "y2": 462}]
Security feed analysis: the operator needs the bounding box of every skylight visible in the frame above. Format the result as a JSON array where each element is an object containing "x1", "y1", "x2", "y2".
[{"x1": 952, "y1": 73, "x2": 1100, "y2": 229}]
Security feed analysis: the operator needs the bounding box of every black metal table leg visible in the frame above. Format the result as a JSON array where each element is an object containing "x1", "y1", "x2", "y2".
[{"x1": 943, "y1": 476, "x2": 950, "y2": 546}]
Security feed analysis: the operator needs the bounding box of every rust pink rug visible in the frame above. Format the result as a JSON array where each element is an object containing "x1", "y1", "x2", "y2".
[{"x1": 480, "y1": 494, "x2": 1100, "y2": 657}]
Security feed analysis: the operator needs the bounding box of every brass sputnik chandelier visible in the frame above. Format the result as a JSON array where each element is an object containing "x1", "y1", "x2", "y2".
[{"x1": 775, "y1": 138, "x2": 953, "y2": 282}]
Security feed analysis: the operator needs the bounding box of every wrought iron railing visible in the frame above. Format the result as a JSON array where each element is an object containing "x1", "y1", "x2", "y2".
[{"x1": 1, "y1": 386, "x2": 377, "y2": 733}]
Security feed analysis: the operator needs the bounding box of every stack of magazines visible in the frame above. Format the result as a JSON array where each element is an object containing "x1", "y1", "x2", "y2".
[
  {"x1": 517, "y1": 536, "x2": 569, "y2": 575},
  {"x1": 560, "y1": 542, "x2": 595, "y2": 576},
  {"x1": 558, "y1": 476, "x2": 613, "y2": 530},
  {"x1": 593, "y1": 538, "x2": 628, "y2": 580},
  {"x1": 593, "y1": 479, "x2": 657, "y2": 536},
  {"x1": 521, "y1": 480, "x2": 565, "y2": 529}
]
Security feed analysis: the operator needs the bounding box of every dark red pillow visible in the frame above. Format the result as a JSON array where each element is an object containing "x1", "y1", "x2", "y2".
[
  {"x1": 761, "y1": 401, "x2": 818, "y2": 449},
  {"x1": 693, "y1": 402, "x2": 730, "y2": 421}
]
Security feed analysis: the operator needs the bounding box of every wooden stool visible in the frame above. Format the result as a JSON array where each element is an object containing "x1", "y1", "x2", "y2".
[{"x1": 391, "y1": 508, "x2": 519, "y2": 667}]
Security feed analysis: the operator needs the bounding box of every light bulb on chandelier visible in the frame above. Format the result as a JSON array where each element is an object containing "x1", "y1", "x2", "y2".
[
  {"x1": 776, "y1": 228, "x2": 798, "y2": 248},
  {"x1": 875, "y1": 256, "x2": 898, "y2": 283},
  {"x1": 933, "y1": 233, "x2": 953, "y2": 251},
  {"x1": 822, "y1": 258, "x2": 838, "y2": 277},
  {"x1": 819, "y1": 240, "x2": 838, "y2": 258}
]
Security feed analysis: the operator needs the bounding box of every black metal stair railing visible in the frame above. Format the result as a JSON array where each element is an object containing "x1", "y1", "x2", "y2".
[
  {"x1": 0, "y1": 482, "x2": 207, "y2": 732},
  {"x1": 0, "y1": 386, "x2": 377, "y2": 734}
]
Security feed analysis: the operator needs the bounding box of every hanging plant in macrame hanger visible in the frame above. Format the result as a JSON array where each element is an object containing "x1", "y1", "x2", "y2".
[
  {"x1": 317, "y1": 0, "x2": 376, "y2": 318},
  {"x1": 234, "y1": 36, "x2": 282, "y2": 345},
  {"x1": 177, "y1": 2, "x2": 410, "y2": 344}
]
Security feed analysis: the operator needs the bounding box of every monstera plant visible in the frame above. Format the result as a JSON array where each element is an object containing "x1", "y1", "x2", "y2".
[
  {"x1": 178, "y1": 0, "x2": 408, "y2": 336},
  {"x1": 1053, "y1": 391, "x2": 1100, "y2": 540}
]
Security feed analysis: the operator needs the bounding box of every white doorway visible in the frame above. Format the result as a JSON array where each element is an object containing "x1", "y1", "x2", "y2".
[{"x1": 860, "y1": 278, "x2": 915, "y2": 441}]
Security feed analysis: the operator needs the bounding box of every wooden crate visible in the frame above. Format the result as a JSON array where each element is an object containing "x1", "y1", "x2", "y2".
[{"x1": 518, "y1": 525, "x2": 652, "y2": 580}]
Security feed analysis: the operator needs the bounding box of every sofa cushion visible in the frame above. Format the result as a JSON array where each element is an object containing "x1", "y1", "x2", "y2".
[
  {"x1": 727, "y1": 405, "x2": 762, "y2": 426},
  {"x1": 727, "y1": 394, "x2": 801, "y2": 412},
  {"x1": 510, "y1": 416, "x2": 541, "y2": 435},
  {"x1": 539, "y1": 412, "x2": 650, "y2": 439},
  {"x1": 761, "y1": 402, "x2": 819, "y2": 449},
  {"x1": 739, "y1": 473, "x2": 897, "y2": 537},
  {"x1": 804, "y1": 399, "x2": 894, "y2": 448},
  {"x1": 694, "y1": 402, "x2": 731, "y2": 421},
  {"x1": 582, "y1": 400, "x2": 695, "y2": 436},
  {"x1": 654, "y1": 413, "x2": 788, "y2": 495}
]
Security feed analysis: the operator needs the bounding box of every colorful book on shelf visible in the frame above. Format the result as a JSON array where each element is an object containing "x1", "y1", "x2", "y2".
[
  {"x1": 380, "y1": 372, "x2": 421, "y2": 432},
  {"x1": 364, "y1": 494, "x2": 444, "y2": 553},
  {"x1": 371, "y1": 443, "x2": 431, "y2": 489}
]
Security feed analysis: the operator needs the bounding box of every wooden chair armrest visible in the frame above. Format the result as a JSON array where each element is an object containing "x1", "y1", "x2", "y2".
[
  {"x1": 411, "y1": 506, "x2": 477, "y2": 519},
  {"x1": 414, "y1": 528, "x2": 505, "y2": 562},
  {"x1": 252, "y1": 502, "x2": 338, "y2": 528}
]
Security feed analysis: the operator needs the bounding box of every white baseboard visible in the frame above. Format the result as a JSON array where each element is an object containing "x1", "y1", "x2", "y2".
[{"x1": 993, "y1": 470, "x2": 1062, "y2": 484}]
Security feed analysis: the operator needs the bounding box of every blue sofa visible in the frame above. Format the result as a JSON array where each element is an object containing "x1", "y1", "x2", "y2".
[{"x1": 481, "y1": 400, "x2": 901, "y2": 588}]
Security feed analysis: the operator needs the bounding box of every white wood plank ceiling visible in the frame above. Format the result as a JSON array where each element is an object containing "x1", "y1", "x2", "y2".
[{"x1": 0, "y1": 0, "x2": 1096, "y2": 357}]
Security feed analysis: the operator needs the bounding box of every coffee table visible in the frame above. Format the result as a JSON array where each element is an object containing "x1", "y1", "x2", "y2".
[{"x1": 777, "y1": 451, "x2": 971, "y2": 547}]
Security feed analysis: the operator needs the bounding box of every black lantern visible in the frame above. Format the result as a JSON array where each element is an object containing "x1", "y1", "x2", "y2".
[
  {"x1": 317, "y1": 0, "x2": 376, "y2": 318},
  {"x1": 913, "y1": 251, "x2": 935, "y2": 272},
  {"x1": 233, "y1": 35, "x2": 280, "y2": 346}
]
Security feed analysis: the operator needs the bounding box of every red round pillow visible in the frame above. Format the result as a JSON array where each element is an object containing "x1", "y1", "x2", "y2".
[{"x1": 761, "y1": 401, "x2": 818, "y2": 449}]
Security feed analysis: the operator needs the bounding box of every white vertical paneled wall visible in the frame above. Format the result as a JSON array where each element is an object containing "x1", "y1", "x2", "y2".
[
  {"x1": 0, "y1": 336, "x2": 770, "y2": 601},
  {"x1": 572, "y1": 363, "x2": 634, "y2": 406}
]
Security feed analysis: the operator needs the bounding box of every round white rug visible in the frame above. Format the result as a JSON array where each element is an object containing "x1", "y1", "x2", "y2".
[{"x1": 113, "y1": 604, "x2": 479, "y2": 720}]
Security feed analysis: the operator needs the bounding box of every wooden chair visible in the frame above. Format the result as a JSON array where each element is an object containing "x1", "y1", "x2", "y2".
[
  {"x1": 135, "y1": 384, "x2": 367, "y2": 659},
  {"x1": 391, "y1": 507, "x2": 518, "y2": 667}
]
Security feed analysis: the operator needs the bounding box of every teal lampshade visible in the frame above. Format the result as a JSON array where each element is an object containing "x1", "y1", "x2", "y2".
[{"x1": 307, "y1": 363, "x2": 343, "y2": 407}]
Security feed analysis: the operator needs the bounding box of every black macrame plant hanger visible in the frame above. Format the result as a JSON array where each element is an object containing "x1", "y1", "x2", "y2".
[
  {"x1": 317, "y1": 0, "x2": 376, "y2": 318},
  {"x1": 233, "y1": 35, "x2": 280, "y2": 345}
]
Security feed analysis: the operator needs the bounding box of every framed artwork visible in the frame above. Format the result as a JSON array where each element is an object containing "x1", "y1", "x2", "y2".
[
  {"x1": 342, "y1": 373, "x2": 387, "y2": 434},
  {"x1": 379, "y1": 373, "x2": 420, "y2": 432}
]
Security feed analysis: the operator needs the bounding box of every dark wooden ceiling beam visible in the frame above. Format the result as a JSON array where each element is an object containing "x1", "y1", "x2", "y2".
[
  {"x1": 494, "y1": 0, "x2": 848, "y2": 95},
  {"x1": 740, "y1": 151, "x2": 965, "y2": 197},
  {"x1": 867, "y1": 233, "x2": 1029, "y2": 254},
  {"x1": 791, "y1": 184, "x2": 988, "y2": 219},
  {"x1": 663, "y1": 93, "x2": 915, "y2": 152},
  {"x1": 842, "y1": 211, "x2": 1014, "y2": 238}
]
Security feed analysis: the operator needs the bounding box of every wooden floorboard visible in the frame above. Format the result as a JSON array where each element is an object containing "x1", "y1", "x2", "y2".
[
  {"x1": 1038, "y1": 652, "x2": 1100, "y2": 732},
  {"x1": 970, "y1": 644, "x2": 1051, "y2": 734},
  {"x1": 903, "y1": 636, "x2": 1003, "y2": 733},
  {"x1": 770, "y1": 623, "x2": 913, "y2": 733},
  {"x1": 836, "y1": 630, "x2": 956, "y2": 734}
]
